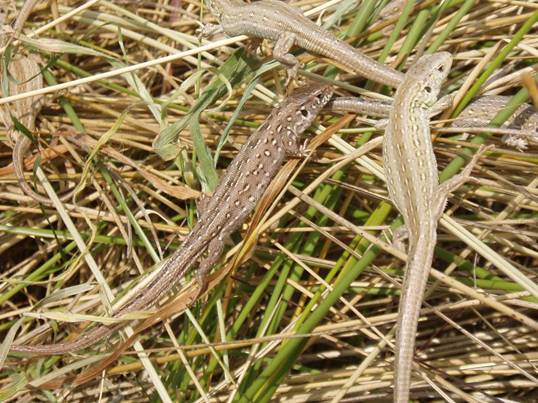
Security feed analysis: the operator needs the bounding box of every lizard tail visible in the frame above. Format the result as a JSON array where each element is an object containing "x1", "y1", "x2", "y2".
[
  {"x1": 13, "y1": 136, "x2": 77, "y2": 205},
  {"x1": 9, "y1": 324, "x2": 119, "y2": 355},
  {"x1": 328, "y1": 42, "x2": 403, "y2": 88},
  {"x1": 394, "y1": 229, "x2": 437, "y2": 402},
  {"x1": 10, "y1": 237, "x2": 206, "y2": 355}
]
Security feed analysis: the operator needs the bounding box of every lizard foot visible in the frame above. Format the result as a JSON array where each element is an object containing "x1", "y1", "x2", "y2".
[
  {"x1": 245, "y1": 37, "x2": 263, "y2": 55},
  {"x1": 502, "y1": 134, "x2": 528, "y2": 151},
  {"x1": 391, "y1": 226, "x2": 409, "y2": 252},
  {"x1": 374, "y1": 118, "x2": 389, "y2": 130},
  {"x1": 196, "y1": 272, "x2": 209, "y2": 298},
  {"x1": 285, "y1": 137, "x2": 311, "y2": 158},
  {"x1": 283, "y1": 63, "x2": 299, "y2": 88},
  {"x1": 197, "y1": 23, "x2": 222, "y2": 39},
  {"x1": 273, "y1": 31, "x2": 299, "y2": 87}
]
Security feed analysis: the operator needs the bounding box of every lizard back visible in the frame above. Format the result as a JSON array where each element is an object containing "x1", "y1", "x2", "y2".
[{"x1": 383, "y1": 52, "x2": 452, "y2": 236}]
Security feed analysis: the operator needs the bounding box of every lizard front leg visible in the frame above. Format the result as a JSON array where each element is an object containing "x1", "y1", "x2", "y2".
[
  {"x1": 273, "y1": 32, "x2": 299, "y2": 85},
  {"x1": 431, "y1": 93, "x2": 455, "y2": 116},
  {"x1": 285, "y1": 140, "x2": 310, "y2": 158},
  {"x1": 391, "y1": 225, "x2": 409, "y2": 252}
]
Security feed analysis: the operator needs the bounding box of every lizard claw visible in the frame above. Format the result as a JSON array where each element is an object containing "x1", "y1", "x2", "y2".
[
  {"x1": 285, "y1": 137, "x2": 311, "y2": 158},
  {"x1": 436, "y1": 143, "x2": 493, "y2": 201},
  {"x1": 298, "y1": 138, "x2": 313, "y2": 157},
  {"x1": 502, "y1": 134, "x2": 528, "y2": 151}
]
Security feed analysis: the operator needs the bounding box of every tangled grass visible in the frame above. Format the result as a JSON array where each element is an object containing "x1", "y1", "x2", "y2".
[{"x1": 1, "y1": 0, "x2": 537, "y2": 401}]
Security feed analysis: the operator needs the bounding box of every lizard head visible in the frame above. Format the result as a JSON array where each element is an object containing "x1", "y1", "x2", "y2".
[
  {"x1": 286, "y1": 83, "x2": 334, "y2": 135},
  {"x1": 269, "y1": 83, "x2": 333, "y2": 156},
  {"x1": 407, "y1": 52, "x2": 452, "y2": 108}
]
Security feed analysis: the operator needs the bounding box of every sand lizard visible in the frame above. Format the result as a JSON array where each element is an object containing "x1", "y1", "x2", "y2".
[
  {"x1": 10, "y1": 82, "x2": 334, "y2": 355},
  {"x1": 330, "y1": 94, "x2": 538, "y2": 129},
  {"x1": 205, "y1": 0, "x2": 404, "y2": 87},
  {"x1": 382, "y1": 52, "x2": 488, "y2": 402},
  {"x1": 453, "y1": 95, "x2": 538, "y2": 150}
]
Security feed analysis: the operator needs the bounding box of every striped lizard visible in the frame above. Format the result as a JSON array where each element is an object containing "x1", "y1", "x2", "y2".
[
  {"x1": 330, "y1": 95, "x2": 538, "y2": 150},
  {"x1": 10, "y1": 82, "x2": 334, "y2": 355},
  {"x1": 382, "y1": 52, "x2": 488, "y2": 401},
  {"x1": 453, "y1": 95, "x2": 538, "y2": 150},
  {"x1": 205, "y1": 0, "x2": 404, "y2": 87}
]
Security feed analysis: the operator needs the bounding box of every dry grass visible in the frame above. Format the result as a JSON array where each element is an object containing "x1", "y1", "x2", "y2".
[{"x1": 1, "y1": 0, "x2": 537, "y2": 401}]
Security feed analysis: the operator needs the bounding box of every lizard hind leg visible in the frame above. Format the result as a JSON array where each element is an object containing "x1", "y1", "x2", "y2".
[
  {"x1": 196, "y1": 192, "x2": 214, "y2": 217},
  {"x1": 391, "y1": 225, "x2": 409, "y2": 252},
  {"x1": 196, "y1": 237, "x2": 224, "y2": 296}
]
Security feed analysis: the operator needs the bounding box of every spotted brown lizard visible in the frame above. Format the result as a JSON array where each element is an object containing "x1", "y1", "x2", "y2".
[{"x1": 10, "y1": 82, "x2": 334, "y2": 355}]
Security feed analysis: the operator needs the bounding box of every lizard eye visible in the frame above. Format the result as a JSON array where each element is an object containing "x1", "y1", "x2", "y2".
[
  {"x1": 300, "y1": 108, "x2": 310, "y2": 118},
  {"x1": 424, "y1": 85, "x2": 432, "y2": 93}
]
